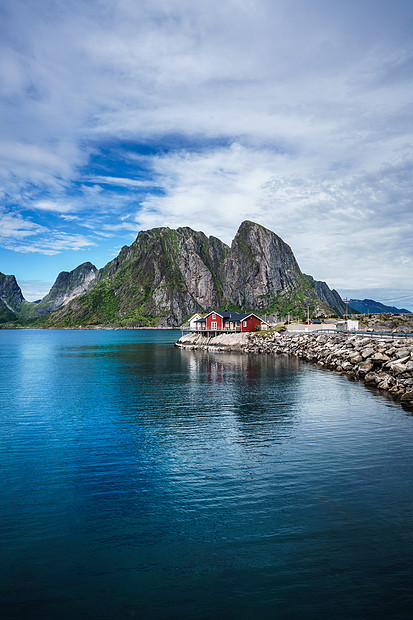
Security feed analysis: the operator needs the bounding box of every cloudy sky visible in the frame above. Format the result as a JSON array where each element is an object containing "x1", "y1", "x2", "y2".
[{"x1": 1, "y1": 0, "x2": 412, "y2": 309}]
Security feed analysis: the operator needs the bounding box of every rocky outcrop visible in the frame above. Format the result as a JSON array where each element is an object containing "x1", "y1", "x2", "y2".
[
  {"x1": 0, "y1": 272, "x2": 25, "y2": 315},
  {"x1": 304, "y1": 274, "x2": 347, "y2": 316},
  {"x1": 357, "y1": 313, "x2": 413, "y2": 333},
  {"x1": 176, "y1": 331, "x2": 413, "y2": 407},
  {"x1": 221, "y1": 221, "x2": 302, "y2": 308},
  {"x1": 33, "y1": 262, "x2": 98, "y2": 316},
  {"x1": 176, "y1": 332, "x2": 250, "y2": 351}
]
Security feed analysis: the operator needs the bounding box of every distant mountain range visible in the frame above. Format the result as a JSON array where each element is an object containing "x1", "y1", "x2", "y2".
[
  {"x1": 0, "y1": 221, "x2": 400, "y2": 327},
  {"x1": 349, "y1": 299, "x2": 411, "y2": 314}
]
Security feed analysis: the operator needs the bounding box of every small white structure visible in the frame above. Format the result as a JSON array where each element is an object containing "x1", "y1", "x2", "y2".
[
  {"x1": 188, "y1": 313, "x2": 202, "y2": 330},
  {"x1": 336, "y1": 319, "x2": 359, "y2": 332}
]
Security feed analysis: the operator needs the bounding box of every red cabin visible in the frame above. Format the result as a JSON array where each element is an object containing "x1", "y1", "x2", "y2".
[{"x1": 195, "y1": 311, "x2": 270, "y2": 332}]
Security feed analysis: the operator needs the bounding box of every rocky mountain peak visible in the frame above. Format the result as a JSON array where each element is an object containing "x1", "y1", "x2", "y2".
[
  {"x1": 34, "y1": 262, "x2": 98, "y2": 316},
  {"x1": 0, "y1": 272, "x2": 25, "y2": 313},
  {"x1": 221, "y1": 220, "x2": 302, "y2": 309}
]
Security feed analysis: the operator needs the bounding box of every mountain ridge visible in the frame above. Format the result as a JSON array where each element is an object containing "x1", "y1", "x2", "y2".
[
  {"x1": 349, "y1": 298, "x2": 411, "y2": 314},
  {"x1": 1, "y1": 221, "x2": 351, "y2": 327},
  {"x1": 45, "y1": 221, "x2": 333, "y2": 327}
]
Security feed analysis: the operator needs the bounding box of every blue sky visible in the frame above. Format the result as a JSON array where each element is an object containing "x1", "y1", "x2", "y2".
[{"x1": 1, "y1": 0, "x2": 413, "y2": 309}]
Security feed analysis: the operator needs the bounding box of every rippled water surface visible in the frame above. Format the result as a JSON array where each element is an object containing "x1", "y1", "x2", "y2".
[{"x1": 1, "y1": 329, "x2": 413, "y2": 619}]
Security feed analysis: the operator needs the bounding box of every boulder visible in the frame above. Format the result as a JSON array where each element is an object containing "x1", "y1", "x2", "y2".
[
  {"x1": 371, "y1": 352, "x2": 390, "y2": 362},
  {"x1": 358, "y1": 363, "x2": 373, "y2": 377},
  {"x1": 377, "y1": 375, "x2": 394, "y2": 390},
  {"x1": 391, "y1": 363, "x2": 407, "y2": 375},
  {"x1": 364, "y1": 372, "x2": 379, "y2": 386},
  {"x1": 401, "y1": 391, "x2": 413, "y2": 404},
  {"x1": 361, "y1": 347, "x2": 375, "y2": 359}
]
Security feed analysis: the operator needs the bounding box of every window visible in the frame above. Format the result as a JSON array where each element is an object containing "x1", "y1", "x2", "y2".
[
  {"x1": 243, "y1": 321, "x2": 247, "y2": 327},
  {"x1": 212, "y1": 313, "x2": 216, "y2": 319},
  {"x1": 211, "y1": 321, "x2": 217, "y2": 329}
]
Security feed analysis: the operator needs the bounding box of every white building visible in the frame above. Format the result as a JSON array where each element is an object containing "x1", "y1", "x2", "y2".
[
  {"x1": 188, "y1": 313, "x2": 202, "y2": 330},
  {"x1": 336, "y1": 319, "x2": 359, "y2": 332}
]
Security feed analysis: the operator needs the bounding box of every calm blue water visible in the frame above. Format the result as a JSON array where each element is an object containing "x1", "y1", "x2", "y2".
[{"x1": 0, "y1": 329, "x2": 412, "y2": 619}]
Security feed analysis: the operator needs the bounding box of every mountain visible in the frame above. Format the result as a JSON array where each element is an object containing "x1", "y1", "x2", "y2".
[
  {"x1": 349, "y1": 299, "x2": 411, "y2": 314},
  {"x1": 0, "y1": 272, "x2": 25, "y2": 321},
  {"x1": 45, "y1": 221, "x2": 332, "y2": 327},
  {"x1": 32, "y1": 262, "x2": 98, "y2": 316},
  {"x1": 221, "y1": 221, "x2": 305, "y2": 308},
  {"x1": 0, "y1": 299, "x2": 17, "y2": 323},
  {"x1": 304, "y1": 275, "x2": 347, "y2": 316}
]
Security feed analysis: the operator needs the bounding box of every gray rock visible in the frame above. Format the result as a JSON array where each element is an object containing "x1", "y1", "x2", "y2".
[
  {"x1": 364, "y1": 372, "x2": 378, "y2": 386},
  {"x1": 361, "y1": 347, "x2": 375, "y2": 359},
  {"x1": 0, "y1": 272, "x2": 24, "y2": 313},
  {"x1": 34, "y1": 262, "x2": 98, "y2": 316}
]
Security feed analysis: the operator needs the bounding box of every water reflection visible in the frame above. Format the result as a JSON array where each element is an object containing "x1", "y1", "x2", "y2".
[
  {"x1": 1, "y1": 330, "x2": 413, "y2": 619},
  {"x1": 179, "y1": 348, "x2": 302, "y2": 445}
]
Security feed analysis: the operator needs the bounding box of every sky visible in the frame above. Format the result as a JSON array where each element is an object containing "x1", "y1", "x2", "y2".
[{"x1": 1, "y1": 0, "x2": 412, "y2": 309}]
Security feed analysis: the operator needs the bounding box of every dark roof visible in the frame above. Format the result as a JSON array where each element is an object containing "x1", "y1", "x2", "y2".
[
  {"x1": 195, "y1": 311, "x2": 270, "y2": 323},
  {"x1": 221, "y1": 312, "x2": 249, "y2": 321}
]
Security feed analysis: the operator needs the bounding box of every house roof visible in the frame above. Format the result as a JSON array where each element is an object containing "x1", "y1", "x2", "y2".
[
  {"x1": 195, "y1": 311, "x2": 270, "y2": 324},
  {"x1": 221, "y1": 312, "x2": 249, "y2": 321}
]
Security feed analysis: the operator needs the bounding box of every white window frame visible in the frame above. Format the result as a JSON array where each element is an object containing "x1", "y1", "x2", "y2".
[
  {"x1": 212, "y1": 313, "x2": 216, "y2": 319},
  {"x1": 211, "y1": 321, "x2": 217, "y2": 329},
  {"x1": 243, "y1": 321, "x2": 247, "y2": 327}
]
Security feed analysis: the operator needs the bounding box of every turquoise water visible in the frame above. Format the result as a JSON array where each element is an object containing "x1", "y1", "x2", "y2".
[{"x1": 0, "y1": 329, "x2": 412, "y2": 619}]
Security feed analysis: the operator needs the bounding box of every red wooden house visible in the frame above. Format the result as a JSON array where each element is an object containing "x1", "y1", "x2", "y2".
[{"x1": 194, "y1": 311, "x2": 270, "y2": 332}]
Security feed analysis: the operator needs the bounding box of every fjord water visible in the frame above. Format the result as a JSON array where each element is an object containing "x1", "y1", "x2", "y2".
[{"x1": 1, "y1": 330, "x2": 412, "y2": 619}]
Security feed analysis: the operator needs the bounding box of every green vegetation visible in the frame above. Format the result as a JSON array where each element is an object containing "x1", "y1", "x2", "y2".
[
  {"x1": 0, "y1": 315, "x2": 48, "y2": 329},
  {"x1": 0, "y1": 300, "x2": 16, "y2": 323},
  {"x1": 218, "y1": 301, "x2": 244, "y2": 313},
  {"x1": 255, "y1": 324, "x2": 286, "y2": 338},
  {"x1": 17, "y1": 300, "x2": 39, "y2": 319}
]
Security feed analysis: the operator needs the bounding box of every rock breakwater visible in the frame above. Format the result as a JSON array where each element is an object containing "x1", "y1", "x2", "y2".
[{"x1": 176, "y1": 331, "x2": 413, "y2": 407}]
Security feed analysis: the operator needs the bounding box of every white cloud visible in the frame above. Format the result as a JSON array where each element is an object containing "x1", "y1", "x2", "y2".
[
  {"x1": 0, "y1": 206, "x2": 96, "y2": 255},
  {"x1": 88, "y1": 176, "x2": 156, "y2": 188},
  {"x1": 19, "y1": 280, "x2": 53, "y2": 301},
  {"x1": 131, "y1": 145, "x2": 413, "y2": 289},
  {"x1": 33, "y1": 200, "x2": 77, "y2": 214},
  {"x1": 0, "y1": 0, "x2": 412, "y2": 291},
  {"x1": 5, "y1": 231, "x2": 95, "y2": 256},
  {"x1": 0, "y1": 209, "x2": 46, "y2": 239}
]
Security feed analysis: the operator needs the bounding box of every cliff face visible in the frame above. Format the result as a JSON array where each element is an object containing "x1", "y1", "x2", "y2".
[
  {"x1": 304, "y1": 274, "x2": 346, "y2": 316},
  {"x1": 47, "y1": 221, "x2": 332, "y2": 327},
  {"x1": 33, "y1": 262, "x2": 98, "y2": 316},
  {"x1": 221, "y1": 221, "x2": 303, "y2": 309},
  {"x1": 0, "y1": 272, "x2": 25, "y2": 318}
]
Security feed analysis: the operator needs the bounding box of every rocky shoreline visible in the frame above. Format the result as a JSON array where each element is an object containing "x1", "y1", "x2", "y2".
[{"x1": 176, "y1": 331, "x2": 413, "y2": 408}]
